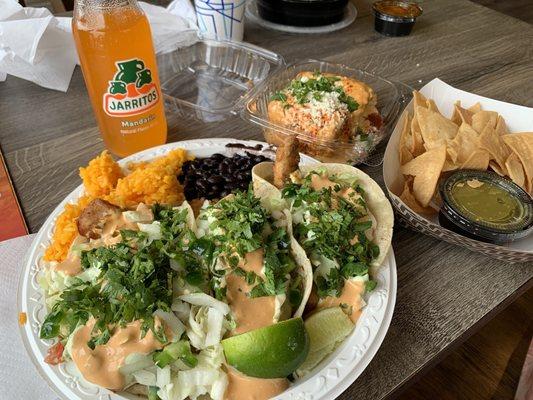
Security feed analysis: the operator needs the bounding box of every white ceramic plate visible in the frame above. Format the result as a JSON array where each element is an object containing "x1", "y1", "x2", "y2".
[
  {"x1": 245, "y1": 1, "x2": 357, "y2": 34},
  {"x1": 18, "y1": 138, "x2": 396, "y2": 400}
]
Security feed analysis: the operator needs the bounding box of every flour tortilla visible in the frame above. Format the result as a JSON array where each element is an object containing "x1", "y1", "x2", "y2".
[
  {"x1": 199, "y1": 190, "x2": 312, "y2": 319},
  {"x1": 252, "y1": 162, "x2": 394, "y2": 271}
]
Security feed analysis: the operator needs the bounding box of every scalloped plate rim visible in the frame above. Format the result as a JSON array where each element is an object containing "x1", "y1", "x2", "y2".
[{"x1": 17, "y1": 138, "x2": 397, "y2": 400}]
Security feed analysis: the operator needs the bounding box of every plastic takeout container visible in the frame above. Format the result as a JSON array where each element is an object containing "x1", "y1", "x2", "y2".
[{"x1": 157, "y1": 36, "x2": 410, "y2": 164}]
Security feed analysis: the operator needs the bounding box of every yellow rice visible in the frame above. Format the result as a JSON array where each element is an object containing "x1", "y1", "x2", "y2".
[{"x1": 43, "y1": 148, "x2": 191, "y2": 262}]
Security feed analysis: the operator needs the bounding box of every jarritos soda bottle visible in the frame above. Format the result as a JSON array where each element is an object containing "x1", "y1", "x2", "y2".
[{"x1": 72, "y1": 0, "x2": 167, "y2": 157}]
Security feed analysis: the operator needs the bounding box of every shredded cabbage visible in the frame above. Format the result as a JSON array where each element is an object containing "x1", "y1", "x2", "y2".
[
  {"x1": 171, "y1": 299, "x2": 191, "y2": 323},
  {"x1": 40, "y1": 266, "x2": 100, "y2": 300},
  {"x1": 179, "y1": 293, "x2": 230, "y2": 315},
  {"x1": 122, "y1": 210, "x2": 152, "y2": 223},
  {"x1": 153, "y1": 309, "x2": 185, "y2": 341},
  {"x1": 120, "y1": 353, "x2": 154, "y2": 375},
  {"x1": 132, "y1": 368, "x2": 157, "y2": 387},
  {"x1": 313, "y1": 254, "x2": 340, "y2": 280},
  {"x1": 157, "y1": 345, "x2": 228, "y2": 400},
  {"x1": 138, "y1": 221, "x2": 162, "y2": 241}
]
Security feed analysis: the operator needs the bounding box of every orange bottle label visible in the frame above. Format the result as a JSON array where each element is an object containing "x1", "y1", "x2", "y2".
[{"x1": 103, "y1": 58, "x2": 160, "y2": 117}]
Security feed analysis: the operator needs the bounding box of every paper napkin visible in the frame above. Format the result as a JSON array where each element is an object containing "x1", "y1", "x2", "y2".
[
  {"x1": 0, "y1": 234, "x2": 58, "y2": 400},
  {"x1": 0, "y1": 0, "x2": 198, "y2": 92}
]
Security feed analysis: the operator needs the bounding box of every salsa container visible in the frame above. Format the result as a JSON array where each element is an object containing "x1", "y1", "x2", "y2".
[
  {"x1": 18, "y1": 139, "x2": 397, "y2": 400},
  {"x1": 439, "y1": 170, "x2": 533, "y2": 244},
  {"x1": 157, "y1": 36, "x2": 410, "y2": 165},
  {"x1": 372, "y1": 1, "x2": 423, "y2": 37},
  {"x1": 383, "y1": 78, "x2": 533, "y2": 263}
]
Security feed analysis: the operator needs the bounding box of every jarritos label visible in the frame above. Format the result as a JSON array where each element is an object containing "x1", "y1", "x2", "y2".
[{"x1": 103, "y1": 58, "x2": 160, "y2": 117}]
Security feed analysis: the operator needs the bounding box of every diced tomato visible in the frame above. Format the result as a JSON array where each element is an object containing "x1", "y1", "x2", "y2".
[
  {"x1": 367, "y1": 113, "x2": 383, "y2": 129},
  {"x1": 44, "y1": 342, "x2": 64, "y2": 365}
]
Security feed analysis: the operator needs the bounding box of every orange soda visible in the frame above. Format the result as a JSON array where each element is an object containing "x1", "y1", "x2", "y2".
[{"x1": 72, "y1": 0, "x2": 167, "y2": 157}]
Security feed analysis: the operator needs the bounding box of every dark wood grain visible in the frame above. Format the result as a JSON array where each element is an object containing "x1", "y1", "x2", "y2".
[
  {"x1": 0, "y1": 1, "x2": 532, "y2": 399},
  {"x1": 398, "y1": 288, "x2": 532, "y2": 399}
]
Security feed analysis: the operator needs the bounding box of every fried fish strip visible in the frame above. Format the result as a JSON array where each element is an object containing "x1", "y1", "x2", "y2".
[{"x1": 273, "y1": 135, "x2": 300, "y2": 189}]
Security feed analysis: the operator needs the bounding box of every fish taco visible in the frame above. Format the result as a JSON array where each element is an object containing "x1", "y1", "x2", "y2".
[
  {"x1": 252, "y1": 138, "x2": 393, "y2": 324},
  {"x1": 196, "y1": 188, "x2": 314, "y2": 333}
]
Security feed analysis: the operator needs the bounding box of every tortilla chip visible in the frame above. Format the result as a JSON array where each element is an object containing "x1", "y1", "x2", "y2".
[
  {"x1": 442, "y1": 160, "x2": 459, "y2": 172},
  {"x1": 478, "y1": 122, "x2": 510, "y2": 175},
  {"x1": 461, "y1": 149, "x2": 490, "y2": 170},
  {"x1": 472, "y1": 110, "x2": 498, "y2": 133},
  {"x1": 426, "y1": 99, "x2": 440, "y2": 114},
  {"x1": 413, "y1": 90, "x2": 427, "y2": 110},
  {"x1": 505, "y1": 152, "x2": 526, "y2": 190},
  {"x1": 489, "y1": 161, "x2": 505, "y2": 176},
  {"x1": 448, "y1": 123, "x2": 480, "y2": 164},
  {"x1": 502, "y1": 133, "x2": 533, "y2": 193},
  {"x1": 399, "y1": 113, "x2": 414, "y2": 165},
  {"x1": 495, "y1": 115, "x2": 509, "y2": 136},
  {"x1": 399, "y1": 181, "x2": 436, "y2": 215},
  {"x1": 416, "y1": 106, "x2": 458, "y2": 150},
  {"x1": 468, "y1": 102, "x2": 482, "y2": 114},
  {"x1": 401, "y1": 145, "x2": 447, "y2": 207},
  {"x1": 451, "y1": 102, "x2": 473, "y2": 126},
  {"x1": 410, "y1": 116, "x2": 425, "y2": 157}
]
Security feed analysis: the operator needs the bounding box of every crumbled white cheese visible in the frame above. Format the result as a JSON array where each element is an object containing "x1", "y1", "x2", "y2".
[
  {"x1": 300, "y1": 76, "x2": 309, "y2": 83},
  {"x1": 304, "y1": 91, "x2": 348, "y2": 125}
]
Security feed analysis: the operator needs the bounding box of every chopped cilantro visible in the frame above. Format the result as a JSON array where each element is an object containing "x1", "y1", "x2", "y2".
[
  {"x1": 282, "y1": 172, "x2": 379, "y2": 298},
  {"x1": 40, "y1": 205, "x2": 211, "y2": 348},
  {"x1": 271, "y1": 73, "x2": 359, "y2": 112},
  {"x1": 270, "y1": 91, "x2": 287, "y2": 102},
  {"x1": 205, "y1": 189, "x2": 268, "y2": 259},
  {"x1": 365, "y1": 280, "x2": 377, "y2": 291}
]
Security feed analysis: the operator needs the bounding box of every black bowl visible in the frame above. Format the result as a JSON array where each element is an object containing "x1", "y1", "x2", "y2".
[{"x1": 257, "y1": 0, "x2": 349, "y2": 27}]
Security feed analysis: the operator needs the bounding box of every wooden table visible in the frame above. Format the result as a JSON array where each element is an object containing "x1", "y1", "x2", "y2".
[{"x1": 1, "y1": 0, "x2": 532, "y2": 398}]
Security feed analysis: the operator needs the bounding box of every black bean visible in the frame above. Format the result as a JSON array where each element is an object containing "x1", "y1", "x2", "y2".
[{"x1": 208, "y1": 175, "x2": 224, "y2": 185}]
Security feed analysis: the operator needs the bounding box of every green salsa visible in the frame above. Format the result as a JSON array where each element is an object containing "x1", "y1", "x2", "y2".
[{"x1": 450, "y1": 179, "x2": 522, "y2": 224}]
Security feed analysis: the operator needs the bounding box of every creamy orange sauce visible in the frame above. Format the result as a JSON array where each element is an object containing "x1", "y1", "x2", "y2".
[
  {"x1": 71, "y1": 318, "x2": 168, "y2": 390},
  {"x1": 55, "y1": 210, "x2": 142, "y2": 276},
  {"x1": 101, "y1": 213, "x2": 138, "y2": 238},
  {"x1": 317, "y1": 279, "x2": 365, "y2": 323},
  {"x1": 53, "y1": 253, "x2": 83, "y2": 276},
  {"x1": 224, "y1": 367, "x2": 289, "y2": 400},
  {"x1": 226, "y1": 249, "x2": 277, "y2": 336},
  {"x1": 310, "y1": 174, "x2": 363, "y2": 209}
]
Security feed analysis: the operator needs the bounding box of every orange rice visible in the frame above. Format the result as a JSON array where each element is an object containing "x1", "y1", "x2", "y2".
[
  {"x1": 79, "y1": 151, "x2": 124, "y2": 198},
  {"x1": 43, "y1": 148, "x2": 191, "y2": 262}
]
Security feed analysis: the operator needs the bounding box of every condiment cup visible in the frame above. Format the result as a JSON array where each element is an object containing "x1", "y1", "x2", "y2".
[{"x1": 372, "y1": 0, "x2": 423, "y2": 37}]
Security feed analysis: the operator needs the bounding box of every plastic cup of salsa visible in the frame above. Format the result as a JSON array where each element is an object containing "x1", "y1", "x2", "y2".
[
  {"x1": 438, "y1": 170, "x2": 533, "y2": 244},
  {"x1": 372, "y1": 1, "x2": 423, "y2": 37}
]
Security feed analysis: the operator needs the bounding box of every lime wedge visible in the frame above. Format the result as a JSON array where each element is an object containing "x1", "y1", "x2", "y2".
[
  {"x1": 296, "y1": 307, "x2": 354, "y2": 376},
  {"x1": 221, "y1": 318, "x2": 309, "y2": 378}
]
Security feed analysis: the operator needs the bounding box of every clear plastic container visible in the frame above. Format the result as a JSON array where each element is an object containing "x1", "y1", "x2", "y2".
[
  {"x1": 158, "y1": 38, "x2": 410, "y2": 164},
  {"x1": 244, "y1": 59, "x2": 411, "y2": 164},
  {"x1": 157, "y1": 36, "x2": 284, "y2": 122}
]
